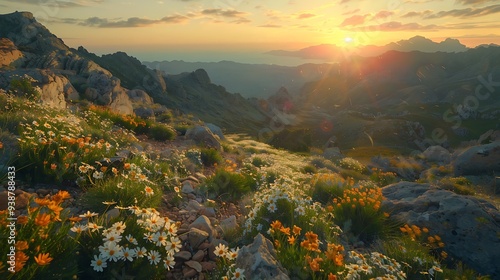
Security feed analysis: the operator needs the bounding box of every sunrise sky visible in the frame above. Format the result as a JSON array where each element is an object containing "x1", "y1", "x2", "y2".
[{"x1": 1, "y1": 0, "x2": 500, "y2": 63}]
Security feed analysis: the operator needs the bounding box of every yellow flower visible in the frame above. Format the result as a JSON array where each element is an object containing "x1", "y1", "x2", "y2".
[
  {"x1": 35, "y1": 213, "x2": 51, "y2": 227},
  {"x1": 34, "y1": 253, "x2": 53, "y2": 266}
]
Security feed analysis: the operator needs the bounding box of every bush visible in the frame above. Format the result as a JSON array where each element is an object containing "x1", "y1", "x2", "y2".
[
  {"x1": 204, "y1": 168, "x2": 255, "y2": 201},
  {"x1": 309, "y1": 173, "x2": 350, "y2": 205},
  {"x1": 301, "y1": 164, "x2": 317, "y2": 174},
  {"x1": 9, "y1": 75, "x2": 41, "y2": 101},
  {"x1": 200, "y1": 148, "x2": 222, "y2": 167},
  {"x1": 148, "y1": 123, "x2": 176, "y2": 141},
  {"x1": 439, "y1": 177, "x2": 474, "y2": 195}
]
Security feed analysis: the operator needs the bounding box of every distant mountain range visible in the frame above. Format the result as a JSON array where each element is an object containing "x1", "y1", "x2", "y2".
[{"x1": 266, "y1": 36, "x2": 468, "y2": 61}]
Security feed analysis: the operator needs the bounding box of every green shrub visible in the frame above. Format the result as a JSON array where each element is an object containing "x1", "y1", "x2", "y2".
[
  {"x1": 203, "y1": 168, "x2": 256, "y2": 201},
  {"x1": 301, "y1": 164, "x2": 317, "y2": 174},
  {"x1": 173, "y1": 123, "x2": 191, "y2": 135},
  {"x1": 9, "y1": 75, "x2": 41, "y2": 101},
  {"x1": 439, "y1": 177, "x2": 475, "y2": 195},
  {"x1": 250, "y1": 156, "x2": 269, "y2": 168},
  {"x1": 148, "y1": 123, "x2": 176, "y2": 141},
  {"x1": 309, "y1": 173, "x2": 349, "y2": 205},
  {"x1": 200, "y1": 148, "x2": 223, "y2": 166}
]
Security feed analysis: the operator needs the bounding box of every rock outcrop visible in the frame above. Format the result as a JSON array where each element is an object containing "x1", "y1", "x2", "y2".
[
  {"x1": 235, "y1": 234, "x2": 290, "y2": 280},
  {"x1": 422, "y1": 145, "x2": 451, "y2": 163},
  {"x1": 185, "y1": 125, "x2": 223, "y2": 151},
  {"x1": 0, "y1": 38, "x2": 24, "y2": 68},
  {"x1": 382, "y1": 182, "x2": 500, "y2": 278},
  {"x1": 453, "y1": 141, "x2": 500, "y2": 176}
]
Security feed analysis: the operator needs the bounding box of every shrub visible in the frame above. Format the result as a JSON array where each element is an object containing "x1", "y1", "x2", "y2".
[
  {"x1": 203, "y1": 168, "x2": 255, "y2": 201},
  {"x1": 332, "y1": 185, "x2": 388, "y2": 243},
  {"x1": 338, "y1": 157, "x2": 367, "y2": 173},
  {"x1": 370, "y1": 168, "x2": 399, "y2": 187},
  {"x1": 301, "y1": 164, "x2": 317, "y2": 174},
  {"x1": 147, "y1": 123, "x2": 176, "y2": 141},
  {"x1": 439, "y1": 177, "x2": 474, "y2": 195},
  {"x1": 309, "y1": 173, "x2": 350, "y2": 205},
  {"x1": 250, "y1": 156, "x2": 269, "y2": 168},
  {"x1": 9, "y1": 75, "x2": 41, "y2": 101},
  {"x1": 200, "y1": 148, "x2": 223, "y2": 166}
]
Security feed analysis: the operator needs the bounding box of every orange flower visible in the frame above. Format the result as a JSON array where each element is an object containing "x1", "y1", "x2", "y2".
[
  {"x1": 0, "y1": 141, "x2": 3, "y2": 149},
  {"x1": 47, "y1": 203, "x2": 63, "y2": 215},
  {"x1": 51, "y1": 190, "x2": 71, "y2": 204},
  {"x1": 35, "y1": 198, "x2": 51, "y2": 206},
  {"x1": 328, "y1": 272, "x2": 337, "y2": 280},
  {"x1": 50, "y1": 163, "x2": 57, "y2": 170},
  {"x1": 16, "y1": 241, "x2": 29, "y2": 251},
  {"x1": 279, "y1": 226, "x2": 290, "y2": 236},
  {"x1": 308, "y1": 257, "x2": 323, "y2": 272},
  {"x1": 68, "y1": 216, "x2": 83, "y2": 222},
  {"x1": 292, "y1": 225, "x2": 301, "y2": 236},
  {"x1": 17, "y1": 215, "x2": 29, "y2": 225},
  {"x1": 270, "y1": 220, "x2": 282, "y2": 231},
  {"x1": 287, "y1": 235, "x2": 296, "y2": 245},
  {"x1": 34, "y1": 213, "x2": 51, "y2": 227},
  {"x1": 15, "y1": 251, "x2": 29, "y2": 272},
  {"x1": 34, "y1": 253, "x2": 53, "y2": 266}
]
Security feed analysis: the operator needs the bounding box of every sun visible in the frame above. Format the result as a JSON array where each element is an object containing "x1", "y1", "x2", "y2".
[{"x1": 344, "y1": 37, "x2": 354, "y2": 44}]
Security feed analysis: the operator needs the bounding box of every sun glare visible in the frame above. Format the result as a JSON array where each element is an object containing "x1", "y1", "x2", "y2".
[{"x1": 344, "y1": 37, "x2": 354, "y2": 44}]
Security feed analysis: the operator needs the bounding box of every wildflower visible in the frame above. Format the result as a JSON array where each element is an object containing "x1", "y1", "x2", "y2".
[
  {"x1": 308, "y1": 257, "x2": 323, "y2": 272},
  {"x1": 68, "y1": 216, "x2": 83, "y2": 222},
  {"x1": 153, "y1": 231, "x2": 169, "y2": 247},
  {"x1": 214, "y1": 243, "x2": 229, "y2": 257},
  {"x1": 134, "y1": 247, "x2": 147, "y2": 258},
  {"x1": 70, "y1": 224, "x2": 88, "y2": 233},
  {"x1": 35, "y1": 198, "x2": 51, "y2": 206},
  {"x1": 101, "y1": 242, "x2": 123, "y2": 262},
  {"x1": 103, "y1": 231, "x2": 122, "y2": 243},
  {"x1": 328, "y1": 272, "x2": 337, "y2": 280},
  {"x1": 91, "y1": 255, "x2": 107, "y2": 272},
  {"x1": 111, "y1": 221, "x2": 126, "y2": 234},
  {"x1": 34, "y1": 253, "x2": 53, "y2": 266},
  {"x1": 79, "y1": 210, "x2": 98, "y2": 219},
  {"x1": 17, "y1": 215, "x2": 28, "y2": 225},
  {"x1": 122, "y1": 247, "x2": 136, "y2": 262},
  {"x1": 295, "y1": 205, "x2": 305, "y2": 216},
  {"x1": 125, "y1": 234, "x2": 139, "y2": 245},
  {"x1": 233, "y1": 268, "x2": 245, "y2": 280},
  {"x1": 144, "y1": 186, "x2": 154, "y2": 196},
  {"x1": 50, "y1": 163, "x2": 57, "y2": 170},
  {"x1": 270, "y1": 220, "x2": 282, "y2": 231},
  {"x1": 15, "y1": 251, "x2": 29, "y2": 272},
  {"x1": 78, "y1": 165, "x2": 89, "y2": 173},
  {"x1": 0, "y1": 142, "x2": 2, "y2": 149},
  {"x1": 287, "y1": 235, "x2": 296, "y2": 245},
  {"x1": 164, "y1": 254, "x2": 175, "y2": 270},
  {"x1": 93, "y1": 171, "x2": 104, "y2": 179},
  {"x1": 147, "y1": 250, "x2": 161, "y2": 265},
  {"x1": 267, "y1": 203, "x2": 277, "y2": 213},
  {"x1": 35, "y1": 213, "x2": 51, "y2": 227},
  {"x1": 16, "y1": 241, "x2": 29, "y2": 251},
  {"x1": 226, "y1": 248, "x2": 239, "y2": 261},
  {"x1": 87, "y1": 222, "x2": 103, "y2": 232},
  {"x1": 166, "y1": 236, "x2": 182, "y2": 253},
  {"x1": 292, "y1": 225, "x2": 301, "y2": 236},
  {"x1": 279, "y1": 226, "x2": 291, "y2": 236}
]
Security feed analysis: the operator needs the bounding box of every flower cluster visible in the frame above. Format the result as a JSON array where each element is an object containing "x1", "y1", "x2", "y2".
[
  {"x1": 72, "y1": 206, "x2": 181, "y2": 276},
  {"x1": 342, "y1": 251, "x2": 407, "y2": 279},
  {"x1": 399, "y1": 224, "x2": 447, "y2": 259},
  {"x1": 338, "y1": 157, "x2": 366, "y2": 173},
  {"x1": 213, "y1": 243, "x2": 245, "y2": 280}
]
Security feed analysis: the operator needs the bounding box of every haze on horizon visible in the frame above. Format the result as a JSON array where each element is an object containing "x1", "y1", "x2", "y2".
[{"x1": 1, "y1": 0, "x2": 500, "y2": 64}]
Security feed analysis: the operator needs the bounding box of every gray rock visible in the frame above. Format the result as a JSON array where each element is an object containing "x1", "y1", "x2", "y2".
[
  {"x1": 422, "y1": 145, "x2": 451, "y2": 163},
  {"x1": 192, "y1": 250, "x2": 205, "y2": 262},
  {"x1": 323, "y1": 147, "x2": 344, "y2": 161},
  {"x1": 453, "y1": 141, "x2": 500, "y2": 176},
  {"x1": 206, "y1": 123, "x2": 225, "y2": 141},
  {"x1": 133, "y1": 106, "x2": 154, "y2": 119},
  {"x1": 235, "y1": 233, "x2": 289, "y2": 280},
  {"x1": 382, "y1": 182, "x2": 500, "y2": 278},
  {"x1": 186, "y1": 199, "x2": 202, "y2": 212},
  {"x1": 200, "y1": 207, "x2": 216, "y2": 218},
  {"x1": 174, "y1": 250, "x2": 192, "y2": 261},
  {"x1": 219, "y1": 215, "x2": 238, "y2": 234},
  {"x1": 185, "y1": 125, "x2": 222, "y2": 151},
  {"x1": 185, "y1": 260, "x2": 203, "y2": 273},
  {"x1": 181, "y1": 181, "x2": 195, "y2": 194},
  {"x1": 189, "y1": 215, "x2": 217, "y2": 239},
  {"x1": 104, "y1": 208, "x2": 120, "y2": 222},
  {"x1": 188, "y1": 228, "x2": 209, "y2": 249}
]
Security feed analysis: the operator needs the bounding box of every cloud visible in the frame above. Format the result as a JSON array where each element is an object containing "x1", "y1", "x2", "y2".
[
  {"x1": 425, "y1": 4, "x2": 500, "y2": 18},
  {"x1": 297, "y1": 13, "x2": 316, "y2": 19},
  {"x1": 6, "y1": 0, "x2": 104, "y2": 8},
  {"x1": 349, "y1": 21, "x2": 439, "y2": 31},
  {"x1": 80, "y1": 15, "x2": 188, "y2": 27},
  {"x1": 340, "y1": 14, "x2": 368, "y2": 26},
  {"x1": 455, "y1": 0, "x2": 498, "y2": 5},
  {"x1": 200, "y1": 9, "x2": 247, "y2": 18},
  {"x1": 342, "y1": 9, "x2": 360, "y2": 15},
  {"x1": 402, "y1": 10, "x2": 433, "y2": 18},
  {"x1": 372, "y1": 10, "x2": 394, "y2": 20},
  {"x1": 259, "y1": 24, "x2": 282, "y2": 28}
]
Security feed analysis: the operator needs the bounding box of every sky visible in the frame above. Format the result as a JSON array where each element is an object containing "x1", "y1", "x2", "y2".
[{"x1": 1, "y1": 0, "x2": 500, "y2": 64}]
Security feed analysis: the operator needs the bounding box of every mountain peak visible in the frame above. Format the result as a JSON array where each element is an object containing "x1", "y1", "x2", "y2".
[{"x1": 0, "y1": 11, "x2": 68, "y2": 54}]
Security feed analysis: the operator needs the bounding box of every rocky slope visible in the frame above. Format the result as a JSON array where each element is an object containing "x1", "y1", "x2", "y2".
[{"x1": 0, "y1": 11, "x2": 267, "y2": 134}]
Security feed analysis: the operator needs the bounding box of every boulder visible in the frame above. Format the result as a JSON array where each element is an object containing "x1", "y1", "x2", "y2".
[
  {"x1": 189, "y1": 215, "x2": 217, "y2": 240},
  {"x1": 235, "y1": 233, "x2": 289, "y2": 280},
  {"x1": 185, "y1": 125, "x2": 222, "y2": 151},
  {"x1": 453, "y1": 141, "x2": 500, "y2": 176},
  {"x1": 206, "y1": 123, "x2": 225, "y2": 141},
  {"x1": 323, "y1": 147, "x2": 343, "y2": 161},
  {"x1": 0, "y1": 38, "x2": 24, "y2": 68},
  {"x1": 422, "y1": 145, "x2": 451, "y2": 163},
  {"x1": 382, "y1": 182, "x2": 500, "y2": 278}
]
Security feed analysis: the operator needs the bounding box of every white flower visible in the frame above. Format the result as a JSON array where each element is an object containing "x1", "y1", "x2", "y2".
[
  {"x1": 214, "y1": 243, "x2": 228, "y2": 257},
  {"x1": 144, "y1": 186, "x2": 154, "y2": 196},
  {"x1": 79, "y1": 210, "x2": 98, "y2": 219},
  {"x1": 134, "y1": 247, "x2": 147, "y2": 258},
  {"x1": 165, "y1": 236, "x2": 182, "y2": 253},
  {"x1": 121, "y1": 247, "x2": 136, "y2": 262},
  {"x1": 87, "y1": 222, "x2": 103, "y2": 232},
  {"x1": 125, "y1": 234, "x2": 138, "y2": 245},
  {"x1": 225, "y1": 248, "x2": 239, "y2": 261},
  {"x1": 267, "y1": 203, "x2": 277, "y2": 213},
  {"x1": 100, "y1": 242, "x2": 123, "y2": 262},
  {"x1": 147, "y1": 250, "x2": 161, "y2": 265},
  {"x1": 103, "y1": 231, "x2": 122, "y2": 244},
  {"x1": 93, "y1": 171, "x2": 104, "y2": 179},
  {"x1": 111, "y1": 221, "x2": 126, "y2": 234},
  {"x1": 233, "y1": 268, "x2": 245, "y2": 280},
  {"x1": 153, "y1": 231, "x2": 169, "y2": 247},
  {"x1": 70, "y1": 224, "x2": 87, "y2": 233},
  {"x1": 295, "y1": 205, "x2": 305, "y2": 216},
  {"x1": 164, "y1": 254, "x2": 175, "y2": 270},
  {"x1": 90, "y1": 254, "x2": 107, "y2": 272}
]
